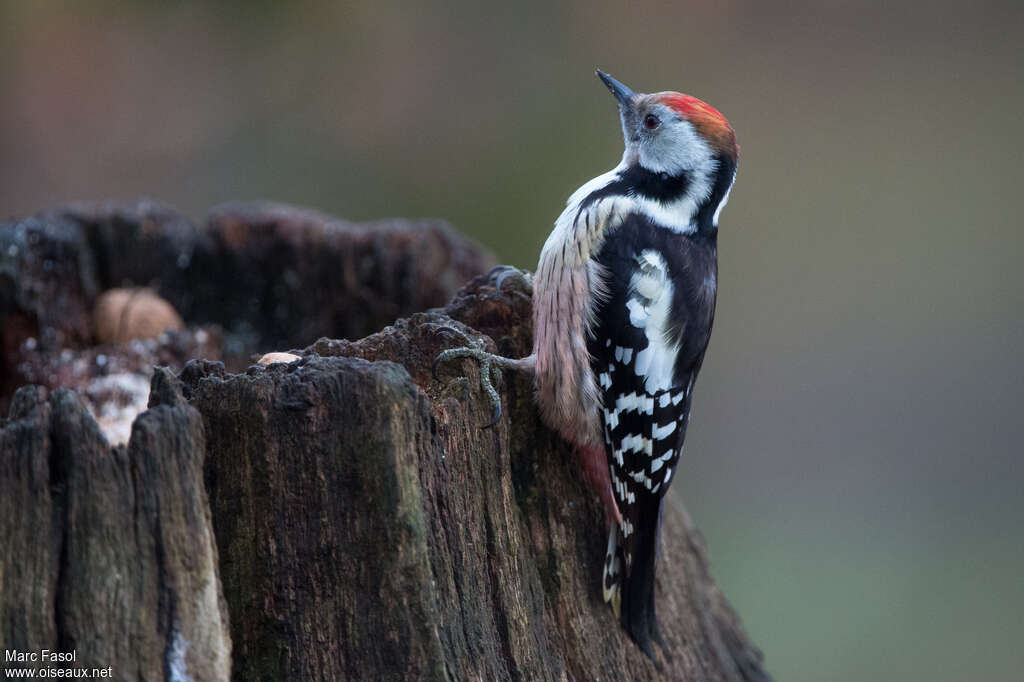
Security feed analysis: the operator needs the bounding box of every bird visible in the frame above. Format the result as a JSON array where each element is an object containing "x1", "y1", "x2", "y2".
[{"x1": 435, "y1": 70, "x2": 738, "y2": 660}]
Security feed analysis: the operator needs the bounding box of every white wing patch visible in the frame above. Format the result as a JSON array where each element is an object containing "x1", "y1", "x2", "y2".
[
  {"x1": 625, "y1": 250, "x2": 679, "y2": 393},
  {"x1": 626, "y1": 299, "x2": 647, "y2": 327}
]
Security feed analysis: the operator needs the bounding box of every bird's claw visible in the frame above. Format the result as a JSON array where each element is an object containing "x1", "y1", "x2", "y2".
[
  {"x1": 433, "y1": 345, "x2": 505, "y2": 429},
  {"x1": 487, "y1": 265, "x2": 533, "y2": 298},
  {"x1": 429, "y1": 324, "x2": 482, "y2": 379}
]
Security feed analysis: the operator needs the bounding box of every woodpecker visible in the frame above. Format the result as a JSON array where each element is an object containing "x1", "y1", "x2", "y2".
[{"x1": 436, "y1": 71, "x2": 738, "y2": 659}]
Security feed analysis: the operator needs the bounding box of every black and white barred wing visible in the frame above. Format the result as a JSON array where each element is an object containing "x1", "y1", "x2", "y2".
[{"x1": 590, "y1": 247, "x2": 693, "y2": 609}]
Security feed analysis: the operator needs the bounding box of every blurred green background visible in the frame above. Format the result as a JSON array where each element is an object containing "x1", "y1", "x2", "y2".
[{"x1": 2, "y1": 1, "x2": 1022, "y2": 679}]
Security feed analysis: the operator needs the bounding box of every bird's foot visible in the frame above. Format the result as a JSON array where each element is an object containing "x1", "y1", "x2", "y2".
[
  {"x1": 432, "y1": 327, "x2": 534, "y2": 429},
  {"x1": 486, "y1": 264, "x2": 534, "y2": 298}
]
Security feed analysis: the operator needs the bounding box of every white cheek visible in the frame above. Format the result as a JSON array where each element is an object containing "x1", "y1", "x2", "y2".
[{"x1": 638, "y1": 120, "x2": 712, "y2": 177}]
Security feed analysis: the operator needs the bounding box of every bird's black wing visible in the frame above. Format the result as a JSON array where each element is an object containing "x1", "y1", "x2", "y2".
[{"x1": 588, "y1": 212, "x2": 716, "y2": 656}]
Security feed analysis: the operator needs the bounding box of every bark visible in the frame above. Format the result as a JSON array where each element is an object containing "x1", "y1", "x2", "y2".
[
  {"x1": 0, "y1": 201, "x2": 495, "y2": 452},
  {"x1": 187, "y1": 269, "x2": 771, "y2": 681},
  {"x1": 1, "y1": 259, "x2": 770, "y2": 680},
  {"x1": 46, "y1": 200, "x2": 496, "y2": 355},
  {"x1": 0, "y1": 383, "x2": 230, "y2": 679},
  {"x1": 1, "y1": 200, "x2": 496, "y2": 413}
]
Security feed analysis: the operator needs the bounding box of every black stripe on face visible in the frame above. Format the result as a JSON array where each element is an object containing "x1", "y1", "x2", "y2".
[{"x1": 693, "y1": 156, "x2": 737, "y2": 234}]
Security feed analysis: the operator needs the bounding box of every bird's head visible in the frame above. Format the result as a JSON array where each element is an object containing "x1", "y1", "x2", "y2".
[
  {"x1": 597, "y1": 70, "x2": 737, "y2": 175},
  {"x1": 596, "y1": 70, "x2": 738, "y2": 229}
]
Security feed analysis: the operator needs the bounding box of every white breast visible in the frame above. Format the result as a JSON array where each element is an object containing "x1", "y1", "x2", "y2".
[{"x1": 531, "y1": 170, "x2": 630, "y2": 447}]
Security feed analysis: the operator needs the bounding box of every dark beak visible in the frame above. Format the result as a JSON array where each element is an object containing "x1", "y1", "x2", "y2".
[{"x1": 596, "y1": 70, "x2": 636, "y2": 106}]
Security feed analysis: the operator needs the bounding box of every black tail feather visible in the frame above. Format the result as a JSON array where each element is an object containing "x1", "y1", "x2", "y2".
[{"x1": 620, "y1": 499, "x2": 667, "y2": 662}]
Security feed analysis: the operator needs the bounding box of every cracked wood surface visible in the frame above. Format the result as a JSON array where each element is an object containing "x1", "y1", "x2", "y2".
[{"x1": 1, "y1": 268, "x2": 770, "y2": 681}]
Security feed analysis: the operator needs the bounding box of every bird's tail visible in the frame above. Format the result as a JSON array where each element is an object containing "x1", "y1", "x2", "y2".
[{"x1": 612, "y1": 501, "x2": 668, "y2": 661}]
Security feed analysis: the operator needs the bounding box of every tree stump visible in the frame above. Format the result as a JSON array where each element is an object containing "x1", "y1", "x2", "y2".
[{"x1": 1, "y1": 268, "x2": 769, "y2": 681}]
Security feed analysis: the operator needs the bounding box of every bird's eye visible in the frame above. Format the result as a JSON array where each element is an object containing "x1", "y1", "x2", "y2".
[{"x1": 643, "y1": 114, "x2": 661, "y2": 130}]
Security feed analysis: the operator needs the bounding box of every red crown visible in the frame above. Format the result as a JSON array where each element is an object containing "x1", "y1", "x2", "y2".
[{"x1": 658, "y1": 93, "x2": 738, "y2": 159}]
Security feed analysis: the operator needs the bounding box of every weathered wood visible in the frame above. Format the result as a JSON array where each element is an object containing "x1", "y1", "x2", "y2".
[
  {"x1": 1, "y1": 201, "x2": 496, "y2": 415},
  {"x1": 1, "y1": 266, "x2": 769, "y2": 681},
  {"x1": 48, "y1": 200, "x2": 497, "y2": 354},
  {"x1": 187, "y1": 269, "x2": 771, "y2": 681},
  {"x1": 0, "y1": 383, "x2": 231, "y2": 679}
]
